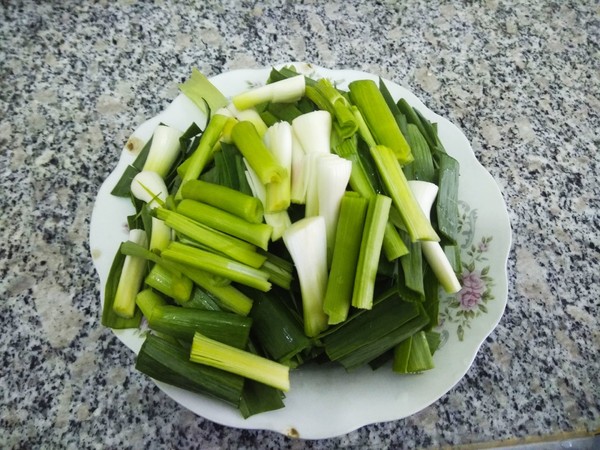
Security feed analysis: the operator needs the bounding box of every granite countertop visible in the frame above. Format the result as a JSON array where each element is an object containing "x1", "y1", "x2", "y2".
[{"x1": 1, "y1": 0, "x2": 598, "y2": 448}]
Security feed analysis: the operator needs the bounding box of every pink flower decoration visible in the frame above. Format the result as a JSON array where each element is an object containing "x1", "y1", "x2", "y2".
[{"x1": 459, "y1": 270, "x2": 487, "y2": 310}]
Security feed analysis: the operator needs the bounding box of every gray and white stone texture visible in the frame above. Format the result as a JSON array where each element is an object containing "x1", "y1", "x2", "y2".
[{"x1": 1, "y1": 1, "x2": 598, "y2": 448}]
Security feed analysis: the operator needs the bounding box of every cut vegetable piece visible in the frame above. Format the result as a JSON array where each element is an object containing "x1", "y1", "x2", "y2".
[
  {"x1": 155, "y1": 208, "x2": 267, "y2": 269},
  {"x1": 425, "y1": 330, "x2": 442, "y2": 355},
  {"x1": 111, "y1": 136, "x2": 153, "y2": 197},
  {"x1": 305, "y1": 78, "x2": 357, "y2": 139},
  {"x1": 378, "y1": 79, "x2": 411, "y2": 146},
  {"x1": 179, "y1": 68, "x2": 228, "y2": 117},
  {"x1": 181, "y1": 179, "x2": 264, "y2": 224},
  {"x1": 351, "y1": 106, "x2": 377, "y2": 148},
  {"x1": 215, "y1": 106, "x2": 235, "y2": 118},
  {"x1": 263, "y1": 121, "x2": 293, "y2": 212},
  {"x1": 335, "y1": 136, "x2": 376, "y2": 196},
  {"x1": 239, "y1": 378, "x2": 285, "y2": 419},
  {"x1": 378, "y1": 78, "x2": 403, "y2": 121},
  {"x1": 382, "y1": 222, "x2": 409, "y2": 260},
  {"x1": 292, "y1": 111, "x2": 334, "y2": 216},
  {"x1": 130, "y1": 170, "x2": 168, "y2": 209},
  {"x1": 370, "y1": 145, "x2": 439, "y2": 242},
  {"x1": 244, "y1": 161, "x2": 291, "y2": 241},
  {"x1": 445, "y1": 244, "x2": 462, "y2": 273},
  {"x1": 260, "y1": 109, "x2": 278, "y2": 127},
  {"x1": 352, "y1": 194, "x2": 391, "y2": 309},
  {"x1": 408, "y1": 180, "x2": 461, "y2": 293},
  {"x1": 119, "y1": 238, "x2": 197, "y2": 283},
  {"x1": 291, "y1": 110, "x2": 332, "y2": 155},
  {"x1": 348, "y1": 79, "x2": 413, "y2": 165},
  {"x1": 211, "y1": 112, "x2": 236, "y2": 145},
  {"x1": 316, "y1": 154, "x2": 353, "y2": 260},
  {"x1": 249, "y1": 289, "x2": 311, "y2": 363},
  {"x1": 334, "y1": 136, "x2": 407, "y2": 260},
  {"x1": 324, "y1": 295, "x2": 419, "y2": 362},
  {"x1": 102, "y1": 242, "x2": 143, "y2": 329},
  {"x1": 162, "y1": 241, "x2": 271, "y2": 292},
  {"x1": 290, "y1": 131, "x2": 307, "y2": 204},
  {"x1": 176, "y1": 123, "x2": 206, "y2": 179},
  {"x1": 434, "y1": 151, "x2": 460, "y2": 244},
  {"x1": 393, "y1": 331, "x2": 435, "y2": 374},
  {"x1": 403, "y1": 123, "x2": 435, "y2": 183},
  {"x1": 393, "y1": 334, "x2": 411, "y2": 374},
  {"x1": 136, "y1": 334, "x2": 244, "y2": 407},
  {"x1": 283, "y1": 216, "x2": 329, "y2": 337},
  {"x1": 183, "y1": 286, "x2": 223, "y2": 312},
  {"x1": 399, "y1": 229, "x2": 425, "y2": 298},
  {"x1": 396, "y1": 98, "x2": 434, "y2": 149},
  {"x1": 162, "y1": 242, "x2": 271, "y2": 291},
  {"x1": 263, "y1": 211, "x2": 291, "y2": 242},
  {"x1": 177, "y1": 199, "x2": 272, "y2": 251},
  {"x1": 422, "y1": 266, "x2": 440, "y2": 330},
  {"x1": 261, "y1": 252, "x2": 294, "y2": 290},
  {"x1": 266, "y1": 102, "x2": 303, "y2": 123},
  {"x1": 176, "y1": 112, "x2": 229, "y2": 199},
  {"x1": 191, "y1": 332, "x2": 291, "y2": 392},
  {"x1": 422, "y1": 241, "x2": 461, "y2": 293},
  {"x1": 267, "y1": 66, "x2": 316, "y2": 85},
  {"x1": 303, "y1": 152, "x2": 322, "y2": 217},
  {"x1": 416, "y1": 108, "x2": 446, "y2": 153},
  {"x1": 135, "y1": 289, "x2": 166, "y2": 320},
  {"x1": 145, "y1": 263, "x2": 193, "y2": 304},
  {"x1": 232, "y1": 74, "x2": 305, "y2": 111},
  {"x1": 112, "y1": 230, "x2": 148, "y2": 319},
  {"x1": 174, "y1": 264, "x2": 253, "y2": 316},
  {"x1": 323, "y1": 192, "x2": 368, "y2": 324},
  {"x1": 227, "y1": 104, "x2": 268, "y2": 137},
  {"x1": 142, "y1": 125, "x2": 183, "y2": 178},
  {"x1": 126, "y1": 200, "x2": 148, "y2": 235},
  {"x1": 131, "y1": 170, "x2": 172, "y2": 251},
  {"x1": 214, "y1": 142, "x2": 252, "y2": 193},
  {"x1": 178, "y1": 265, "x2": 230, "y2": 287},
  {"x1": 231, "y1": 121, "x2": 286, "y2": 185},
  {"x1": 148, "y1": 305, "x2": 252, "y2": 348},
  {"x1": 336, "y1": 307, "x2": 429, "y2": 370},
  {"x1": 148, "y1": 216, "x2": 171, "y2": 252}
]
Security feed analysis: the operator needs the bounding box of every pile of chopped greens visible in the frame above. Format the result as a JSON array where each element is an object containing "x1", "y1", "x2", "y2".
[{"x1": 101, "y1": 65, "x2": 462, "y2": 418}]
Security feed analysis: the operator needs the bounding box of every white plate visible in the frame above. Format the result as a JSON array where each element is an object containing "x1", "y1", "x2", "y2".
[{"x1": 89, "y1": 63, "x2": 512, "y2": 439}]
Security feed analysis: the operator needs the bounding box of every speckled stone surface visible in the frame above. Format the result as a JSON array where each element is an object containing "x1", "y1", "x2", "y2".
[{"x1": 1, "y1": 0, "x2": 598, "y2": 448}]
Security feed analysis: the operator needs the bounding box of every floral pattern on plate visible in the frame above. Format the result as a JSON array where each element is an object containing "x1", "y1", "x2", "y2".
[{"x1": 440, "y1": 200, "x2": 496, "y2": 341}]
